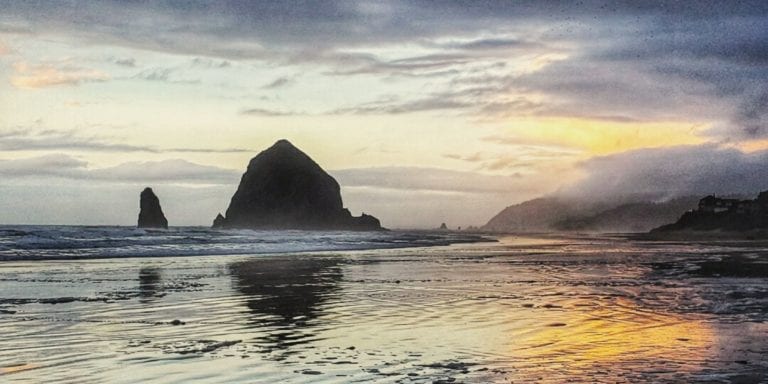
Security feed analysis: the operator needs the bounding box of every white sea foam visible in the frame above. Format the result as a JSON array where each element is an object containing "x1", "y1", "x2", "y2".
[{"x1": 0, "y1": 226, "x2": 487, "y2": 261}]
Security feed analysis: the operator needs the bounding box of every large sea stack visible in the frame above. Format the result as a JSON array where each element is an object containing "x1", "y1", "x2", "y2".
[
  {"x1": 138, "y1": 187, "x2": 168, "y2": 229},
  {"x1": 213, "y1": 139, "x2": 382, "y2": 230}
]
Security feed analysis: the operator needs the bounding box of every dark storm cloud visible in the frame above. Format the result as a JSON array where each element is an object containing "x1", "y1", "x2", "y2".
[
  {"x1": 560, "y1": 144, "x2": 768, "y2": 203},
  {"x1": 2, "y1": 1, "x2": 768, "y2": 138}
]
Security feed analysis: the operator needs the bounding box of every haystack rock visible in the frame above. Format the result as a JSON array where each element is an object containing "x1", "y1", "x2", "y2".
[
  {"x1": 213, "y1": 139, "x2": 383, "y2": 230},
  {"x1": 138, "y1": 187, "x2": 168, "y2": 229}
]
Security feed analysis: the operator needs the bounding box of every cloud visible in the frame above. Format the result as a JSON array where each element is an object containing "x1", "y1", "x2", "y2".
[
  {"x1": 0, "y1": 127, "x2": 254, "y2": 153},
  {"x1": 10, "y1": 61, "x2": 109, "y2": 89},
  {"x1": 89, "y1": 159, "x2": 240, "y2": 183},
  {"x1": 110, "y1": 57, "x2": 136, "y2": 67},
  {"x1": 332, "y1": 166, "x2": 568, "y2": 228},
  {"x1": 442, "y1": 144, "x2": 580, "y2": 171},
  {"x1": 132, "y1": 67, "x2": 199, "y2": 84},
  {"x1": 0, "y1": 39, "x2": 10, "y2": 56},
  {"x1": 330, "y1": 166, "x2": 528, "y2": 194},
  {"x1": 437, "y1": 37, "x2": 544, "y2": 52},
  {"x1": 559, "y1": 144, "x2": 768, "y2": 203},
  {"x1": 0, "y1": 127, "x2": 156, "y2": 152},
  {"x1": 261, "y1": 76, "x2": 294, "y2": 89},
  {"x1": 0, "y1": 154, "x2": 87, "y2": 177},
  {"x1": 240, "y1": 107, "x2": 303, "y2": 117},
  {"x1": 332, "y1": 97, "x2": 472, "y2": 115},
  {"x1": 2, "y1": 1, "x2": 768, "y2": 140},
  {"x1": 191, "y1": 57, "x2": 231, "y2": 68},
  {"x1": 0, "y1": 154, "x2": 240, "y2": 184}
]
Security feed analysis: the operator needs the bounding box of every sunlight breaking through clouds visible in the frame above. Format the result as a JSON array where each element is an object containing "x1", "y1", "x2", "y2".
[
  {"x1": 10, "y1": 61, "x2": 109, "y2": 89},
  {"x1": 1, "y1": 1, "x2": 768, "y2": 225}
]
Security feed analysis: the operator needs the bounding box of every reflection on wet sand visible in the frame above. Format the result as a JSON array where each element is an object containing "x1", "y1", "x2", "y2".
[
  {"x1": 138, "y1": 267, "x2": 162, "y2": 303},
  {"x1": 509, "y1": 297, "x2": 714, "y2": 373},
  {"x1": 229, "y1": 257, "x2": 342, "y2": 350},
  {"x1": 1, "y1": 236, "x2": 767, "y2": 382}
]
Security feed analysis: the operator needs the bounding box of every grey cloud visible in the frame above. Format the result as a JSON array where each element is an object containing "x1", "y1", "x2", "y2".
[
  {"x1": 191, "y1": 57, "x2": 232, "y2": 68},
  {"x1": 166, "y1": 147, "x2": 252, "y2": 153},
  {"x1": 0, "y1": 128, "x2": 157, "y2": 152},
  {"x1": 111, "y1": 57, "x2": 136, "y2": 67},
  {"x1": 559, "y1": 144, "x2": 768, "y2": 204},
  {"x1": 132, "y1": 67, "x2": 200, "y2": 84},
  {"x1": 0, "y1": 154, "x2": 240, "y2": 184},
  {"x1": 332, "y1": 97, "x2": 472, "y2": 115},
  {"x1": 434, "y1": 37, "x2": 546, "y2": 52},
  {"x1": 240, "y1": 107, "x2": 302, "y2": 117},
  {"x1": 330, "y1": 166, "x2": 525, "y2": 194},
  {"x1": 261, "y1": 76, "x2": 294, "y2": 89},
  {"x1": 0, "y1": 127, "x2": 254, "y2": 153},
  {"x1": 89, "y1": 159, "x2": 240, "y2": 183},
  {"x1": 0, "y1": 154, "x2": 87, "y2": 177},
  {"x1": 8, "y1": 1, "x2": 764, "y2": 57},
  {"x1": 2, "y1": 1, "x2": 768, "y2": 139}
]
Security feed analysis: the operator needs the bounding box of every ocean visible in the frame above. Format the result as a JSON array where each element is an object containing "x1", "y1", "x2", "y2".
[{"x1": 1, "y1": 227, "x2": 767, "y2": 383}]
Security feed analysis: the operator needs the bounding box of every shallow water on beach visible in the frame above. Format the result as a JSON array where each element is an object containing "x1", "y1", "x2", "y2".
[{"x1": 1, "y1": 234, "x2": 768, "y2": 383}]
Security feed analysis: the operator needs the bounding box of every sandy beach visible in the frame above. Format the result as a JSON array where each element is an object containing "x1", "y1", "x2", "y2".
[{"x1": 1, "y1": 234, "x2": 767, "y2": 383}]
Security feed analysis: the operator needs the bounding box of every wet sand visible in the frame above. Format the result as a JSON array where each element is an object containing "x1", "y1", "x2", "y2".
[{"x1": 1, "y1": 235, "x2": 767, "y2": 383}]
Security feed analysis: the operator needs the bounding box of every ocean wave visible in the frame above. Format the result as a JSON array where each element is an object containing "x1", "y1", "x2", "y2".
[{"x1": 0, "y1": 225, "x2": 489, "y2": 261}]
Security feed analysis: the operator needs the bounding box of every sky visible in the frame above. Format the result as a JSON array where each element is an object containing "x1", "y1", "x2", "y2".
[{"x1": 1, "y1": 1, "x2": 768, "y2": 228}]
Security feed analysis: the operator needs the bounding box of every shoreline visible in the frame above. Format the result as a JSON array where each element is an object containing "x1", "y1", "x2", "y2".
[{"x1": 0, "y1": 226, "x2": 496, "y2": 262}]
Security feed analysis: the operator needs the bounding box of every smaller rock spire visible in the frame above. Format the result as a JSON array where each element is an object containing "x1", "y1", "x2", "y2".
[{"x1": 138, "y1": 187, "x2": 168, "y2": 229}]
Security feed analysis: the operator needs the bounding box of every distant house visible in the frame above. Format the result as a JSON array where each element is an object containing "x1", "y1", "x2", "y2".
[{"x1": 698, "y1": 195, "x2": 741, "y2": 213}]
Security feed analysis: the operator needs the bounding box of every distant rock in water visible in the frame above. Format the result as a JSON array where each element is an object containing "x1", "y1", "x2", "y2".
[
  {"x1": 214, "y1": 139, "x2": 383, "y2": 230},
  {"x1": 439, "y1": 223, "x2": 448, "y2": 230},
  {"x1": 138, "y1": 187, "x2": 168, "y2": 229}
]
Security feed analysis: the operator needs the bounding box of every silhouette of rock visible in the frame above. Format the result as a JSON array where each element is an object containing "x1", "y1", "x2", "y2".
[
  {"x1": 137, "y1": 187, "x2": 168, "y2": 229},
  {"x1": 214, "y1": 140, "x2": 382, "y2": 230},
  {"x1": 439, "y1": 223, "x2": 448, "y2": 230},
  {"x1": 212, "y1": 213, "x2": 226, "y2": 228},
  {"x1": 651, "y1": 191, "x2": 768, "y2": 237}
]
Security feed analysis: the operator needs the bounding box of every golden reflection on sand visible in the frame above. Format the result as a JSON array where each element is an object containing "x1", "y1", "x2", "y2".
[
  {"x1": 0, "y1": 363, "x2": 39, "y2": 375},
  {"x1": 509, "y1": 297, "x2": 714, "y2": 370}
]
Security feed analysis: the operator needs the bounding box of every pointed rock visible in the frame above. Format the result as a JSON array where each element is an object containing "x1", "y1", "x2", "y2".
[
  {"x1": 214, "y1": 139, "x2": 382, "y2": 230},
  {"x1": 212, "y1": 213, "x2": 226, "y2": 228},
  {"x1": 138, "y1": 187, "x2": 168, "y2": 229}
]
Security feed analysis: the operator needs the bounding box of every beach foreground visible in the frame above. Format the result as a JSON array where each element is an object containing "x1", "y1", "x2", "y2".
[{"x1": 1, "y1": 234, "x2": 767, "y2": 383}]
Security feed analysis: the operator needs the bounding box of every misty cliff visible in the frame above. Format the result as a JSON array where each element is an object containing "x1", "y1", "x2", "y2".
[
  {"x1": 482, "y1": 198, "x2": 593, "y2": 233},
  {"x1": 483, "y1": 196, "x2": 698, "y2": 233},
  {"x1": 651, "y1": 191, "x2": 768, "y2": 236},
  {"x1": 554, "y1": 197, "x2": 699, "y2": 233},
  {"x1": 213, "y1": 139, "x2": 382, "y2": 230}
]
